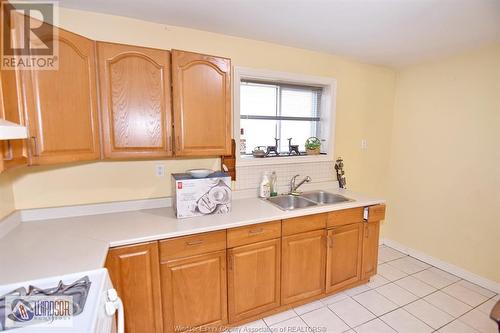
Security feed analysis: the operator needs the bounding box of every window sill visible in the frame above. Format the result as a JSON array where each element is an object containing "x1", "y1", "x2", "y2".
[{"x1": 236, "y1": 154, "x2": 333, "y2": 167}]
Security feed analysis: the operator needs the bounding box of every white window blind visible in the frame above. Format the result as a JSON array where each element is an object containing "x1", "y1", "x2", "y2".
[{"x1": 240, "y1": 80, "x2": 322, "y2": 154}]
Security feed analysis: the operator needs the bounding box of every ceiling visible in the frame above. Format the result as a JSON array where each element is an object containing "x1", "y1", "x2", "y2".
[{"x1": 58, "y1": 0, "x2": 500, "y2": 68}]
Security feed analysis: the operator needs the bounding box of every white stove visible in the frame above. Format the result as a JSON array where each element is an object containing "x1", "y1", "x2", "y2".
[{"x1": 0, "y1": 269, "x2": 123, "y2": 333}]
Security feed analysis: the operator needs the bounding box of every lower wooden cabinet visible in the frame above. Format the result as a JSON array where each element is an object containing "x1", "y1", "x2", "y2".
[
  {"x1": 161, "y1": 250, "x2": 228, "y2": 332},
  {"x1": 361, "y1": 204, "x2": 385, "y2": 279},
  {"x1": 326, "y1": 223, "x2": 363, "y2": 293},
  {"x1": 362, "y1": 221, "x2": 381, "y2": 279},
  {"x1": 105, "y1": 242, "x2": 163, "y2": 333},
  {"x1": 227, "y1": 239, "x2": 281, "y2": 322},
  {"x1": 106, "y1": 206, "x2": 385, "y2": 332},
  {"x1": 281, "y1": 229, "x2": 326, "y2": 305}
]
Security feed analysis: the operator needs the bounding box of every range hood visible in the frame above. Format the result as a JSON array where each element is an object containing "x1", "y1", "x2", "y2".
[{"x1": 0, "y1": 119, "x2": 28, "y2": 140}]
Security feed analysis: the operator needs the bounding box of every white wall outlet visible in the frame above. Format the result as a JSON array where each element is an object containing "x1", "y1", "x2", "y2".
[
  {"x1": 155, "y1": 164, "x2": 166, "y2": 177},
  {"x1": 361, "y1": 139, "x2": 368, "y2": 150}
]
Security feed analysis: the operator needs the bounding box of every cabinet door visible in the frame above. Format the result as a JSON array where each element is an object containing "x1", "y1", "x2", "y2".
[
  {"x1": 228, "y1": 239, "x2": 280, "y2": 323},
  {"x1": 362, "y1": 221, "x2": 380, "y2": 279},
  {"x1": 106, "y1": 242, "x2": 163, "y2": 333},
  {"x1": 0, "y1": 16, "x2": 29, "y2": 171},
  {"x1": 161, "y1": 250, "x2": 227, "y2": 332},
  {"x1": 98, "y1": 42, "x2": 172, "y2": 159},
  {"x1": 326, "y1": 223, "x2": 363, "y2": 293},
  {"x1": 19, "y1": 22, "x2": 100, "y2": 165},
  {"x1": 172, "y1": 50, "x2": 231, "y2": 156},
  {"x1": 282, "y1": 229, "x2": 326, "y2": 305}
]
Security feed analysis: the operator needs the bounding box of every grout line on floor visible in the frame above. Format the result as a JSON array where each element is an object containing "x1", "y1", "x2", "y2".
[
  {"x1": 239, "y1": 245, "x2": 497, "y2": 333},
  {"x1": 323, "y1": 303, "x2": 353, "y2": 331}
]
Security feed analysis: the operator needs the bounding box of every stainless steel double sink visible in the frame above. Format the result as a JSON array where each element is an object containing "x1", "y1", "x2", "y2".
[{"x1": 265, "y1": 190, "x2": 353, "y2": 211}]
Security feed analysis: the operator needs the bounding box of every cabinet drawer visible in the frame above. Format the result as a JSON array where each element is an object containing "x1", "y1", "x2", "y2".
[
  {"x1": 282, "y1": 213, "x2": 327, "y2": 236},
  {"x1": 327, "y1": 207, "x2": 364, "y2": 228},
  {"x1": 159, "y1": 230, "x2": 226, "y2": 261},
  {"x1": 367, "y1": 204, "x2": 386, "y2": 222},
  {"x1": 227, "y1": 221, "x2": 281, "y2": 248}
]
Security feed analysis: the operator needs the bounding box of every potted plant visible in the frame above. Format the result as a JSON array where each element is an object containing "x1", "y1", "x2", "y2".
[{"x1": 305, "y1": 137, "x2": 321, "y2": 155}]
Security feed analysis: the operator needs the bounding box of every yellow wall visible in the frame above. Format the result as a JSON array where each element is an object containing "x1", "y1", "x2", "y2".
[
  {"x1": 384, "y1": 44, "x2": 500, "y2": 282},
  {"x1": 8, "y1": 8, "x2": 396, "y2": 209},
  {"x1": 0, "y1": 173, "x2": 15, "y2": 219}
]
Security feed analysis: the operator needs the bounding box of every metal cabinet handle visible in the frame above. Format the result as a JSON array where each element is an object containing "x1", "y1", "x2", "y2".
[
  {"x1": 328, "y1": 235, "x2": 334, "y2": 248},
  {"x1": 248, "y1": 227, "x2": 264, "y2": 234},
  {"x1": 228, "y1": 253, "x2": 234, "y2": 271},
  {"x1": 31, "y1": 136, "x2": 39, "y2": 157},
  {"x1": 185, "y1": 240, "x2": 203, "y2": 246},
  {"x1": 2, "y1": 141, "x2": 13, "y2": 161},
  {"x1": 167, "y1": 135, "x2": 172, "y2": 152},
  {"x1": 175, "y1": 136, "x2": 181, "y2": 151}
]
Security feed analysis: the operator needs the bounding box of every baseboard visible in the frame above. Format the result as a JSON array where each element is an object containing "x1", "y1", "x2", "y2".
[{"x1": 381, "y1": 238, "x2": 500, "y2": 294}]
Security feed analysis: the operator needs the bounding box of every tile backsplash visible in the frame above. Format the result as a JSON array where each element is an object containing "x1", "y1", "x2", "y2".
[{"x1": 235, "y1": 161, "x2": 335, "y2": 193}]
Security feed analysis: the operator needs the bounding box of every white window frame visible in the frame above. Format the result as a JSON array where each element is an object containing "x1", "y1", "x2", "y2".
[{"x1": 233, "y1": 66, "x2": 337, "y2": 166}]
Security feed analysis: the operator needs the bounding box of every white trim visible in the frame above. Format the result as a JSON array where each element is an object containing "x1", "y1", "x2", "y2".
[
  {"x1": 381, "y1": 238, "x2": 500, "y2": 294},
  {"x1": 20, "y1": 197, "x2": 172, "y2": 222},
  {"x1": 0, "y1": 211, "x2": 21, "y2": 238},
  {"x1": 233, "y1": 66, "x2": 337, "y2": 166}
]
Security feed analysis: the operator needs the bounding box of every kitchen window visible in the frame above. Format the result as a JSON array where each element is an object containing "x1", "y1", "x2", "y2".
[
  {"x1": 234, "y1": 67, "x2": 336, "y2": 165},
  {"x1": 240, "y1": 80, "x2": 322, "y2": 154}
]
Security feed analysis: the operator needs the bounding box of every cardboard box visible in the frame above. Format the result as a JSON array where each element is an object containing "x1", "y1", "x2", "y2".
[{"x1": 172, "y1": 172, "x2": 232, "y2": 218}]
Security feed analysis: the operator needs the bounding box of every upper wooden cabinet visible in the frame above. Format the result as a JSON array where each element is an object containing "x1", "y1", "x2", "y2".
[
  {"x1": 97, "y1": 42, "x2": 172, "y2": 159},
  {"x1": 1, "y1": 66, "x2": 27, "y2": 171},
  {"x1": 106, "y1": 242, "x2": 164, "y2": 333},
  {"x1": 171, "y1": 50, "x2": 231, "y2": 156},
  {"x1": 281, "y1": 229, "x2": 326, "y2": 305},
  {"x1": 326, "y1": 223, "x2": 363, "y2": 293},
  {"x1": 18, "y1": 20, "x2": 100, "y2": 165}
]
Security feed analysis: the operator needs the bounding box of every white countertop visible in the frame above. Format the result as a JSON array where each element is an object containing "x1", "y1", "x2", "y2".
[{"x1": 0, "y1": 188, "x2": 384, "y2": 285}]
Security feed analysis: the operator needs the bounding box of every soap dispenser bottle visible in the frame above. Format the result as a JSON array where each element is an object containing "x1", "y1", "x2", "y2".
[{"x1": 259, "y1": 172, "x2": 271, "y2": 198}]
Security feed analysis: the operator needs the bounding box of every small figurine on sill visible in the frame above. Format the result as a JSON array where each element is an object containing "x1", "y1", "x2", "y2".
[
  {"x1": 266, "y1": 138, "x2": 280, "y2": 156},
  {"x1": 287, "y1": 138, "x2": 301, "y2": 155}
]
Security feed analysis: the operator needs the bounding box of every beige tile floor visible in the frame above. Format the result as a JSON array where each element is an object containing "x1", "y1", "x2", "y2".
[{"x1": 228, "y1": 245, "x2": 499, "y2": 333}]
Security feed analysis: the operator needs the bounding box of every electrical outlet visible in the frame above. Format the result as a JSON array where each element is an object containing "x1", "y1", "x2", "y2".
[
  {"x1": 361, "y1": 139, "x2": 368, "y2": 150},
  {"x1": 155, "y1": 164, "x2": 166, "y2": 177}
]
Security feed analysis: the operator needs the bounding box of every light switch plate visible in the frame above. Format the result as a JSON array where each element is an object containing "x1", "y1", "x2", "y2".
[{"x1": 155, "y1": 164, "x2": 166, "y2": 177}]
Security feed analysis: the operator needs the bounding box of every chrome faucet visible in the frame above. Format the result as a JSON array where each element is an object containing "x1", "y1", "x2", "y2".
[{"x1": 289, "y1": 174, "x2": 312, "y2": 195}]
